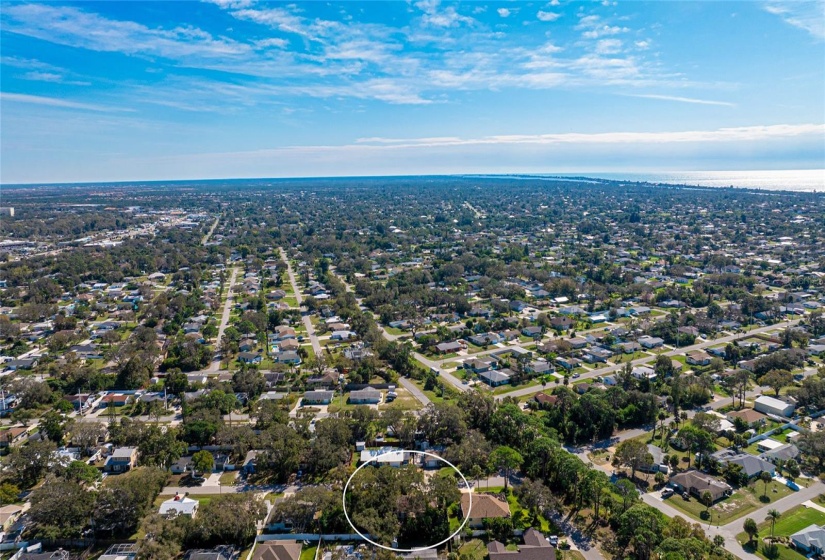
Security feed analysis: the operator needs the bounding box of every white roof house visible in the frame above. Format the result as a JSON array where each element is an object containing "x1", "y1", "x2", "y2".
[
  {"x1": 159, "y1": 494, "x2": 199, "y2": 517},
  {"x1": 359, "y1": 448, "x2": 408, "y2": 467},
  {"x1": 754, "y1": 395, "x2": 795, "y2": 418}
]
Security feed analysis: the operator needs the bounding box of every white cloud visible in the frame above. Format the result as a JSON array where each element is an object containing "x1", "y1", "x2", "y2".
[
  {"x1": 0, "y1": 92, "x2": 132, "y2": 112},
  {"x1": 497, "y1": 8, "x2": 511, "y2": 18},
  {"x1": 2, "y1": 3, "x2": 251, "y2": 59},
  {"x1": 628, "y1": 94, "x2": 736, "y2": 107},
  {"x1": 415, "y1": 0, "x2": 476, "y2": 28},
  {"x1": 764, "y1": 1, "x2": 825, "y2": 40},
  {"x1": 595, "y1": 38, "x2": 623, "y2": 54},
  {"x1": 254, "y1": 38, "x2": 289, "y2": 49},
  {"x1": 349, "y1": 124, "x2": 824, "y2": 148},
  {"x1": 537, "y1": 11, "x2": 561, "y2": 21},
  {"x1": 634, "y1": 40, "x2": 650, "y2": 49}
]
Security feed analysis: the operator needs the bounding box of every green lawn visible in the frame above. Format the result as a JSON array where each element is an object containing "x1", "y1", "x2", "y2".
[
  {"x1": 299, "y1": 545, "x2": 317, "y2": 560},
  {"x1": 735, "y1": 505, "x2": 824, "y2": 560},
  {"x1": 458, "y1": 539, "x2": 488, "y2": 560},
  {"x1": 667, "y1": 479, "x2": 795, "y2": 524}
]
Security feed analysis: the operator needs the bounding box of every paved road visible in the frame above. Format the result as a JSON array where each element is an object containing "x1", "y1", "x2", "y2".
[
  {"x1": 413, "y1": 351, "x2": 469, "y2": 393},
  {"x1": 280, "y1": 248, "x2": 323, "y2": 357},
  {"x1": 201, "y1": 214, "x2": 220, "y2": 245},
  {"x1": 397, "y1": 377, "x2": 431, "y2": 406},
  {"x1": 497, "y1": 319, "x2": 802, "y2": 401},
  {"x1": 208, "y1": 267, "x2": 239, "y2": 373}
]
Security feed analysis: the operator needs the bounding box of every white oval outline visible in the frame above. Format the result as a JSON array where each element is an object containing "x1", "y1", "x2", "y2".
[{"x1": 342, "y1": 449, "x2": 472, "y2": 552}]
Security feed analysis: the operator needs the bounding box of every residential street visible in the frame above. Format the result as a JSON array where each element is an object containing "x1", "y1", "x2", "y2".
[
  {"x1": 397, "y1": 377, "x2": 431, "y2": 406},
  {"x1": 207, "y1": 266, "x2": 239, "y2": 373},
  {"x1": 281, "y1": 247, "x2": 323, "y2": 358}
]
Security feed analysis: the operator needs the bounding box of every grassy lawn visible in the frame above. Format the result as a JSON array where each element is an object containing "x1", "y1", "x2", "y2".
[
  {"x1": 458, "y1": 539, "x2": 488, "y2": 560},
  {"x1": 506, "y1": 493, "x2": 556, "y2": 533},
  {"x1": 735, "y1": 505, "x2": 825, "y2": 560},
  {"x1": 407, "y1": 377, "x2": 447, "y2": 404},
  {"x1": 384, "y1": 326, "x2": 406, "y2": 336},
  {"x1": 668, "y1": 479, "x2": 795, "y2": 524},
  {"x1": 220, "y1": 471, "x2": 238, "y2": 485},
  {"x1": 493, "y1": 379, "x2": 543, "y2": 395},
  {"x1": 299, "y1": 545, "x2": 317, "y2": 560}
]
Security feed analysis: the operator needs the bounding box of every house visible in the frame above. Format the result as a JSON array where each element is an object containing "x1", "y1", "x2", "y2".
[
  {"x1": 349, "y1": 388, "x2": 381, "y2": 404},
  {"x1": 6, "y1": 358, "x2": 37, "y2": 371},
  {"x1": 259, "y1": 391, "x2": 287, "y2": 401},
  {"x1": 709, "y1": 449, "x2": 774, "y2": 479},
  {"x1": 638, "y1": 336, "x2": 665, "y2": 349},
  {"x1": 171, "y1": 456, "x2": 194, "y2": 475},
  {"x1": 461, "y1": 493, "x2": 511, "y2": 528},
  {"x1": 242, "y1": 450, "x2": 258, "y2": 474},
  {"x1": 534, "y1": 393, "x2": 558, "y2": 407},
  {"x1": 271, "y1": 326, "x2": 296, "y2": 341},
  {"x1": 276, "y1": 339, "x2": 300, "y2": 352},
  {"x1": 478, "y1": 369, "x2": 512, "y2": 387},
  {"x1": 509, "y1": 300, "x2": 528, "y2": 312},
  {"x1": 791, "y1": 524, "x2": 825, "y2": 555},
  {"x1": 526, "y1": 360, "x2": 554, "y2": 375},
  {"x1": 757, "y1": 439, "x2": 786, "y2": 453},
  {"x1": 98, "y1": 543, "x2": 138, "y2": 560},
  {"x1": 521, "y1": 326, "x2": 543, "y2": 339},
  {"x1": 726, "y1": 408, "x2": 767, "y2": 427},
  {"x1": 551, "y1": 316, "x2": 573, "y2": 330},
  {"x1": 617, "y1": 341, "x2": 642, "y2": 354},
  {"x1": 100, "y1": 393, "x2": 133, "y2": 407},
  {"x1": 555, "y1": 356, "x2": 581, "y2": 370},
  {"x1": 184, "y1": 547, "x2": 235, "y2": 560},
  {"x1": 238, "y1": 352, "x2": 262, "y2": 365},
  {"x1": 568, "y1": 337, "x2": 588, "y2": 349},
  {"x1": 276, "y1": 351, "x2": 301, "y2": 365},
  {"x1": 250, "y1": 541, "x2": 303, "y2": 560},
  {"x1": 465, "y1": 358, "x2": 494, "y2": 374},
  {"x1": 686, "y1": 350, "x2": 712, "y2": 366},
  {"x1": 584, "y1": 347, "x2": 612, "y2": 363},
  {"x1": 669, "y1": 470, "x2": 732, "y2": 502},
  {"x1": 159, "y1": 493, "x2": 199, "y2": 517},
  {"x1": 69, "y1": 344, "x2": 104, "y2": 360},
  {"x1": 330, "y1": 330, "x2": 357, "y2": 341},
  {"x1": 359, "y1": 448, "x2": 409, "y2": 467},
  {"x1": 104, "y1": 447, "x2": 138, "y2": 473},
  {"x1": 754, "y1": 395, "x2": 795, "y2": 418},
  {"x1": 638, "y1": 445, "x2": 668, "y2": 474},
  {"x1": 239, "y1": 339, "x2": 257, "y2": 352},
  {"x1": 302, "y1": 390, "x2": 333, "y2": 405},
  {"x1": 263, "y1": 372, "x2": 285, "y2": 387},
  {"x1": 0, "y1": 427, "x2": 28, "y2": 447},
  {"x1": 631, "y1": 366, "x2": 656, "y2": 380},
  {"x1": 436, "y1": 341, "x2": 465, "y2": 354},
  {"x1": 487, "y1": 528, "x2": 557, "y2": 560},
  {"x1": 760, "y1": 443, "x2": 800, "y2": 464}
]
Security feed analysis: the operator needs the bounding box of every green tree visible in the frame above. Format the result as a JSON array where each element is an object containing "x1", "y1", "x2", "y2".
[
  {"x1": 613, "y1": 439, "x2": 652, "y2": 482},
  {"x1": 743, "y1": 517, "x2": 759, "y2": 545},
  {"x1": 760, "y1": 369, "x2": 793, "y2": 397},
  {"x1": 489, "y1": 446, "x2": 523, "y2": 490},
  {"x1": 192, "y1": 450, "x2": 215, "y2": 475},
  {"x1": 40, "y1": 410, "x2": 69, "y2": 444},
  {"x1": 28, "y1": 476, "x2": 96, "y2": 539},
  {"x1": 94, "y1": 467, "x2": 168, "y2": 536},
  {"x1": 5, "y1": 439, "x2": 57, "y2": 488},
  {"x1": 189, "y1": 492, "x2": 266, "y2": 547},
  {"x1": 766, "y1": 509, "x2": 781, "y2": 540},
  {"x1": 760, "y1": 471, "x2": 772, "y2": 498},
  {"x1": 0, "y1": 482, "x2": 20, "y2": 505},
  {"x1": 63, "y1": 460, "x2": 102, "y2": 484},
  {"x1": 700, "y1": 490, "x2": 713, "y2": 515}
]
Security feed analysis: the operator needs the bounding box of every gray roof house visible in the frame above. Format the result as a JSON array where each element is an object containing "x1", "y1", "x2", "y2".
[
  {"x1": 791, "y1": 524, "x2": 825, "y2": 555},
  {"x1": 478, "y1": 369, "x2": 512, "y2": 387},
  {"x1": 349, "y1": 388, "x2": 381, "y2": 404},
  {"x1": 710, "y1": 449, "x2": 775, "y2": 478}
]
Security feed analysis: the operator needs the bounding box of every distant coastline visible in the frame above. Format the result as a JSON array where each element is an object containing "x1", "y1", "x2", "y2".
[{"x1": 2, "y1": 169, "x2": 823, "y2": 192}]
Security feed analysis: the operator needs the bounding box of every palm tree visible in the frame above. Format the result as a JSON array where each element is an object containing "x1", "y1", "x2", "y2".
[
  {"x1": 766, "y1": 509, "x2": 781, "y2": 541},
  {"x1": 761, "y1": 471, "x2": 773, "y2": 498},
  {"x1": 658, "y1": 411, "x2": 668, "y2": 443}
]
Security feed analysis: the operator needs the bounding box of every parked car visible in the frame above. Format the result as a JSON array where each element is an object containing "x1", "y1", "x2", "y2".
[
  {"x1": 661, "y1": 488, "x2": 674, "y2": 498},
  {"x1": 548, "y1": 535, "x2": 559, "y2": 547}
]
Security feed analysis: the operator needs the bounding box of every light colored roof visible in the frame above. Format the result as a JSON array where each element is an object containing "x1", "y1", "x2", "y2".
[
  {"x1": 360, "y1": 448, "x2": 407, "y2": 464},
  {"x1": 461, "y1": 493, "x2": 510, "y2": 519},
  {"x1": 792, "y1": 524, "x2": 825, "y2": 550},
  {"x1": 755, "y1": 395, "x2": 794, "y2": 410},
  {"x1": 159, "y1": 495, "x2": 199, "y2": 516}
]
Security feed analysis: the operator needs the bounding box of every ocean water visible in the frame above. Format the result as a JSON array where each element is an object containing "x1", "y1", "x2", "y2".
[{"x1": 564, "y1": 169, "x2": 825, "y2": 192}]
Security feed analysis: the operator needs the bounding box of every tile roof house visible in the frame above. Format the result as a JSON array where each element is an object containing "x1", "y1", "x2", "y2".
[
  {"x1": 670, "y1": 470, "x2": 732, "y2": 502},
  {"x1": 726, "y1": 408, "x2": 767, "y2": 427},
  {"x1": 250, "y1": 541, "x2": 303, "y2": 560},
  {"x1": 461, "y1": 493, "x2": 511, "y2": 528}
]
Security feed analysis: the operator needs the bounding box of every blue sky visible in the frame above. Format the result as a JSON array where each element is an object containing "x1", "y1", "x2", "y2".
[{"x1": 1, "y1": 0, "x2": 824, "y2": 183}]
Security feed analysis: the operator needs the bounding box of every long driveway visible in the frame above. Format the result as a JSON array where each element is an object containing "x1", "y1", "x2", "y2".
[{"x1": 280, "y1": 248, "x2": 323, "y2": 357}]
